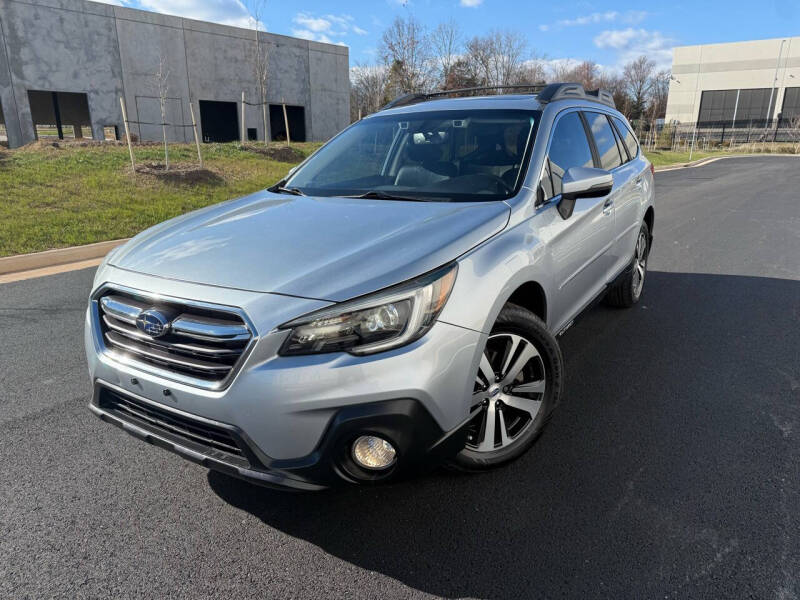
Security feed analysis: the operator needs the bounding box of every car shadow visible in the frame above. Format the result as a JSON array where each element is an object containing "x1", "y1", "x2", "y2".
[{"x1": 208, "y1": 271, "x2": 800, "y2": 599}]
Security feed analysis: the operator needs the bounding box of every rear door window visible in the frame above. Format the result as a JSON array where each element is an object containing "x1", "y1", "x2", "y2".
[
  {"x1": 612, "y1": 116, "x2": 639, "y2": 159},
  {"x1": 546, "y1": 111, "x2": 594, "y2": 198},
  {"x1": 584, "y1": 112, "x2": 623, "y2": 171}
]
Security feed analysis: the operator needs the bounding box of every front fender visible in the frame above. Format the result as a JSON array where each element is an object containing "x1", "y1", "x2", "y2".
[{"x1": 438, "y1": 213, "x2": 555, "y2": 336}]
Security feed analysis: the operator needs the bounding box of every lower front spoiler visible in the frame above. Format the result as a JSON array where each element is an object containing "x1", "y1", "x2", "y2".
[
  {"x1": 89, "y1": 403, "x2": 326, "y2": 491},
  {"x1": 89, "y1": 381, "x2": 469, "y2": 492}
]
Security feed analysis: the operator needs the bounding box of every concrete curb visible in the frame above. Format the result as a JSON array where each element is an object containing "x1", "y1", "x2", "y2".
[
  {"x1": 0, "y1": 238, "x2": 129, "y2": 275},
  {"x1": 654, "y1": 153, "x2": 799, "y2": 172}
]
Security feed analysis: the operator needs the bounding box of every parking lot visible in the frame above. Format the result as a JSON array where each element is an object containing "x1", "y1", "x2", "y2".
[{"x1": 1, "y1": 156, "x2": 798, "y2": 599}]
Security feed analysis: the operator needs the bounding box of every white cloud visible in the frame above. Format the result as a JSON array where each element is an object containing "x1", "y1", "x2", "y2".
[
  {"x1": 542, "y1": 10, "x2": 648, "y2": 30},
  {"x1": 291, "y1": 12, "x2": 366, "y2": 43},
  {"x1": 558, "y1": 11, "x2": 619, "y2": 27},
  {"x1": 593, "y1": 28, "x2": 674, "y2": 70},
  {"x1": 293, "y1": 14, "x2": 331, "y2": 33},
  {"x1": 138, "y1": 0, "x2": 254, "y2": 29},
  {"x1": 460, "y1": 0, "x2": 484, "y2": 6}
]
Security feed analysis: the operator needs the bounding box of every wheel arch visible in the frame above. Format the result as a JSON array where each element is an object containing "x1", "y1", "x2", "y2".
[
  {"x1": 506, "y1": 280, "x2": 547, "y2": 324},
  {"x1": 644, "y1": 205, "x2": 654, "y2": 235}
]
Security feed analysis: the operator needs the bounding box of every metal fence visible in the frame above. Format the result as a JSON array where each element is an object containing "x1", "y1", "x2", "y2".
[{"x1": 633, "y1": 118, "x2": 800, "y2": 152}]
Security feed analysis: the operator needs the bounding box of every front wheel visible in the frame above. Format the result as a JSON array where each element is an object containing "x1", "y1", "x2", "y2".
[{"x1": 448, "y1": 304, "x2": 564, "y2": 471}]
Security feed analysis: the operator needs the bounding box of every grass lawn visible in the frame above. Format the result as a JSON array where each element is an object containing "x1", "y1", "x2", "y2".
[
  {"x1": 0, "y1": 142, "x2": 319, "y2": 257},
  {"x1": 644, "y1": 149, "x2": 718, "y2": 168}
]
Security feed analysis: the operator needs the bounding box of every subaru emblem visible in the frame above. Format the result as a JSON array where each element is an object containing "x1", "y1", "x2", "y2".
[{"x1": 136, "y1": 309, "x2": 171, "y2": 338}]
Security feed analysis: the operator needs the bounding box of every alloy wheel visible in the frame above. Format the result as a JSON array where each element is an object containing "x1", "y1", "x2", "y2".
[
  {"x1": 466, "y1": 333, "x2": 546, "y2": 453},
  {"x1": 632, "y1": 229, "x2": 648, "y2": 299}
]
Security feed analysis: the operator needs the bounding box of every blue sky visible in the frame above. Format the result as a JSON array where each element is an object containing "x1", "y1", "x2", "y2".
[{"x1": 100, "y1": 0, "x2": 799, "y2": 72}]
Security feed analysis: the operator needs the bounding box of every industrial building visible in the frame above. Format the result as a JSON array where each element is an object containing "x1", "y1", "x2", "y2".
[
  {"x1": 665, "y1": 36, "x2": 800, "y2": 126},
  {"x1": 0, "y1": 0, "x2": 350, "y2": 148}
]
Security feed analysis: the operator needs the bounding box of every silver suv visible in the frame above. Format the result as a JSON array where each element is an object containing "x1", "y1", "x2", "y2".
[{"x1": 86, "y1": 83, "x2": 654, "y2": 490}]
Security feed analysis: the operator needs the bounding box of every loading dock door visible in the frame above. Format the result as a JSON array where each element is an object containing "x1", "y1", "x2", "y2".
[
  {"x1": 27, "y1": 90, "x2": 92, "y2": 139},
  {"x1": 199, "y1": 100, "x2": 239, "y2": 143},
  {"x1": 269, "y1": 105, "x2": 306, "y2": 142}
]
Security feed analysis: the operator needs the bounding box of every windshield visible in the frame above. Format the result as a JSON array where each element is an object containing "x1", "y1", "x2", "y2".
[{"x1": 284, "y1": 109, "x2": 540, "y2": 202}]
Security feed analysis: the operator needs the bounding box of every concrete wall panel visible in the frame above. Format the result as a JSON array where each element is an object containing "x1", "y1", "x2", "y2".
[
  {"x1": 0, "y1": 0, "x2": 124, "y2": 143},
  {"x1": 666, "y1": 37, "x2": 800, "y2": 124},
  {"x1": 0, "y1": 0, "x2": 349, "y2": 147},
  {"x1": 115, "y1": 16, "x2": 191, "y2": 141}
]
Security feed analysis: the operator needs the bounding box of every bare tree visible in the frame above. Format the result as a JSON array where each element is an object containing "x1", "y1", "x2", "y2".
[
  {"x1": 350, "y1": 64, "x2": 390, "y2": 120},
  {"x1": 647, "y1": 69, "x2": 670, "y2": 121},
  {"x1": 431, "y1": 19, "x2": 462, "y2": 88},
  {"x1": 547, "y1": 59, "x2": 577, "y2": 83},
  {"x1": 380, "y1": 15, "x2": 433, "y2": 94},
  {"x1": 244, "y1": 0, "x2": 270, "y2": 144},
  {"x1": 622, "y1": 56, "x2": 656, "y2": 120},
  {"x1": 464, "y1": 30, "x2": 528, "y2": 88},
  {"x1": 155, "y1": 54, "x2": 170, "y2": 170},
  {"x1": 491, "y1": 30, "x2": 527, "y2": 86},
  {"x1": 515, "y1": 55, "x2": 547, "y2": 86}
]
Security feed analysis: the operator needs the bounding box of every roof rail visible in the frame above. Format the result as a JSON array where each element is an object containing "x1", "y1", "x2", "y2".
[
  {"x1": 380, "y1": 84, "x2": 546, "y2": 111},
  {"x1": 536, "y1": 82, "x2": 616, "y2": 109}
]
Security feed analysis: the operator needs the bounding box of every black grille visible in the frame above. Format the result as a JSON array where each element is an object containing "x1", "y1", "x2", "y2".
[
  {"x1": 97, "y1": 289, "x2": 252, "y2": 386},
  {"x1": 97, "y1": 387, "x2": 248, "y2": 465}
]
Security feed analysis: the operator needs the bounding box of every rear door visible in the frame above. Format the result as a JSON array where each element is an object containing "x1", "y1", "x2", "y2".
[
  {"x1": 608, "y1": 115, "x2": 647, "y2": 274},
  {"x1": 541, "y1": 110, "x2": 616, "y2": 332},
  {"x1": 583, "y1": 111, "x2": 640, "y2": 279}
]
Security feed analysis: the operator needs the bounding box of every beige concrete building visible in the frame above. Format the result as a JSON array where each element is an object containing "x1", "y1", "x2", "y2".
[{"x1": 665, "y1": 37, "x2": 800, "y2": 125}]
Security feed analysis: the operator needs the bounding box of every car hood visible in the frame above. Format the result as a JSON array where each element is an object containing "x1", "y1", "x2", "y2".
[{"x1": 110, "y1": 191, "x2": 510, "y2": 302}]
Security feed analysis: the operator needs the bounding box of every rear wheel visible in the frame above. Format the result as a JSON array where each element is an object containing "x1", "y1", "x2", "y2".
[
  {"x1": 448, "y1": 304, "x2": 564, "y2": 471},
  {"x1": 605, "y1": 221, "x2": 650, "y2": 308}
]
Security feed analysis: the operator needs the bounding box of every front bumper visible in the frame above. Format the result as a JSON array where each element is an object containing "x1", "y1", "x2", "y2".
[
  {"x1": 90, "y1": 380, "x2": 469, "y2": 490},
  {"x1": 86, "y1": 268, "x2": 484, "y2": 490}
]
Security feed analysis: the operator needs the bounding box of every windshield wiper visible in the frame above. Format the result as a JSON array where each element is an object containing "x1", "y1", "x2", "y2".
[
  {"x1": 272, "y1": 186, "x2": 306, "y2": 196},
  {"x1": 345, "y1": 190, "x2": 430, "y2": 202}
]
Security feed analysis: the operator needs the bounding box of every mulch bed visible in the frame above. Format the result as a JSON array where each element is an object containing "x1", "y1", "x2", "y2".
[
  {"x1": 239, "y1": 144, "x2": 305, "y2": 162},
  {"x1": 133, "y1": 162, "x2": 223, "y2": 184}
]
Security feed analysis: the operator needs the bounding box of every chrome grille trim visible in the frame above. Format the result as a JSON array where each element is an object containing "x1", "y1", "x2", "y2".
[
  {"x1": 100, "y1": 294, "x2": 146, "y2": 324},
  {"x1": 91, "y1": 284, "x2": 258, "y2": 391},
  {"x1": 171, "y1": 316, "x2": 251, "y2": 342}
]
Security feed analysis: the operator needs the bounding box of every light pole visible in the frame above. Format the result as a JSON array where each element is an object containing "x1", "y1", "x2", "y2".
[{"x1": 688, "y1": 47, "x2": 703, "y2": 161}]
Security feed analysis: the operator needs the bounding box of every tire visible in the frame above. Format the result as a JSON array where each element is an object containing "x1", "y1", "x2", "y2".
[
  {"x1": 447, "y1": 303, "x2": 564, "y2": 472},
  {"x1": 605, "y1": 220, "x2": 650, "y2": 308}
]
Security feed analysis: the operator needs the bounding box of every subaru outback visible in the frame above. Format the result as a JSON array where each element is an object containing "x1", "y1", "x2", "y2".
[{"x1": 86, "y1": 83, "x2": 655, "y2": 490}]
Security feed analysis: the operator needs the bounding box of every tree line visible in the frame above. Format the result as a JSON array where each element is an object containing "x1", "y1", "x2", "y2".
[{"x1": 351, "y1": 15, "x2": 670, "y2": 125}]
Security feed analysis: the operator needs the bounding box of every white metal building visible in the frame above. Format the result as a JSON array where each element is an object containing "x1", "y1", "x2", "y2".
[{"x1": 665, "y1": 36, "x2": 800, "y2": 125}]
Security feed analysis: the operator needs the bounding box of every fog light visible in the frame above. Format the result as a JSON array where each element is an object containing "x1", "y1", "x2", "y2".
[{"x1": 351, "y1": 435, "x2": 396, "y2": 470}]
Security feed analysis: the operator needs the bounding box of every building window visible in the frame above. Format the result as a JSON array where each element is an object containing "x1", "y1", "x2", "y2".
[
  {"x1": 780, "y1": 87, "x2": 800, "y2": 124},
  {"x1": 697, "y1": 88, "x2": 776, "y2": 126},
  {"x1": 27, "y1": 90, "x2": 92, "y2": 140},
  {"x1": 697, "y1": 89, "x2": 738, "y2": 124}
]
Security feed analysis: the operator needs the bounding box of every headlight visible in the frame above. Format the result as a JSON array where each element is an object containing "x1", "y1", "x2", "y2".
[{"x1": 278, "y1": 263, "x2": 458, "y2": 356}]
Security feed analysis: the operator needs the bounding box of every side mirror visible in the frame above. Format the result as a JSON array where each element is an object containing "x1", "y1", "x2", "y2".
[{"x1": 557, "y1": 167, "x2": 613, "y2": 219}]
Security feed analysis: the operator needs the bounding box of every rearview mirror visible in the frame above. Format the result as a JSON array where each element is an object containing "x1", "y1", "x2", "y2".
[{"x1": 557, "y1": 167, "x2": 613, "y2": 219}]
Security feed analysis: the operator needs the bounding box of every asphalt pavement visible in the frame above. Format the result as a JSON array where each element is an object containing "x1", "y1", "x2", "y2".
[{"x1": 1, "y1": 156, "x2": 798, "y2": 599}]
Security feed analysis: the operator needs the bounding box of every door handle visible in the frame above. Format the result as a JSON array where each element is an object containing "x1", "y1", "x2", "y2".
[
  {"x1": 603, "y1": 199, "x2": 613, "y2": 214},
  {"x1": 635, "y1": 176, "x2": 643, "y2": 185}
]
